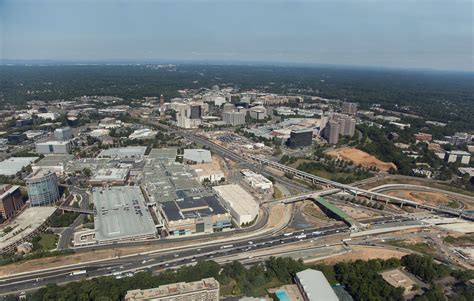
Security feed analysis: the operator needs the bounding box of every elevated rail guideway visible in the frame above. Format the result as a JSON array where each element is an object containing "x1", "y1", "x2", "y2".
[{"x1": 245, "y1": 155, "x2": 473, "y2": 221}]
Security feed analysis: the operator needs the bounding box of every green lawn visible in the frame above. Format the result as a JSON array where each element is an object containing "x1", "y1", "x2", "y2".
[
  {"x1": 387, "y1": 241, "x2": 435, "y2": 256},
  {"x1": 443, "y1": 235, "x2": 474, "y2": 246},
  {"x1": 37, "y1": 233, "x2": 58, "y2": 251}
]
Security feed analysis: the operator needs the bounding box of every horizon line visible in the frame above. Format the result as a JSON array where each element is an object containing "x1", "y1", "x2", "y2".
[{"x1": 1, "y1": 58, "x2": 473, "y2": 74}]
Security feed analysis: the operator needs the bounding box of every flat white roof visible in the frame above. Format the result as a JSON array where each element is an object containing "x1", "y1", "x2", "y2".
[
  {"x1": 0, "y1": 157, "x2": 39, "y2": 176},
  {"x1": 92, "y1": 168, "x2": 129, "y2": 181},
  {"x1": 93, "y1": 186, "x2": 156, "y2": 242},
  {"x1": 183, "y1": 149, "x2": 212, "y2": 163},
  {"x1": 36, "y1": 140, "x2": 70, "y2": 146},
  {"x1": 98, "y1": 146, "x2": 147, "y2": 158},
  {"x1": 296, "y1": 269, "x2": 339, "y2": 301},
  {"x1": 213, "y1": 184, "x2": 258, "y2": 218}
]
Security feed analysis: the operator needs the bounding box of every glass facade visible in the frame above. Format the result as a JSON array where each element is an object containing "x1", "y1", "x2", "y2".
[{"x1": 26, "y1": 170, "x2": 60, "y2": 206}]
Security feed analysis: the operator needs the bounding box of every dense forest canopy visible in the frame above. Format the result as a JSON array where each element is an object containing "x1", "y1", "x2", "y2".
[{"x1": 1, "y1": 64, "x2": 473, "y2": 125}]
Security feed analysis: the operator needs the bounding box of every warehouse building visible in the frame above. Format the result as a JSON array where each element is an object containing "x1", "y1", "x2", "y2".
[
  {"x1": 125, "y1": 278, "x2": 220, "y2": 301},
  {"x1": 295, "y1": 269, "x2": 339, "y2": 301},
  {"x1": 36, "y1": 140, "x2": 72, "y2": 154},
  {"x1": 213, "y1": 184, "x2": 259, "y2": 225},
  {"x1": 25, "y1": 169, "x2": 60, "y2": 206},
  {"x1": 93, "y1": 186, "x2": 156, "y2": 244}
]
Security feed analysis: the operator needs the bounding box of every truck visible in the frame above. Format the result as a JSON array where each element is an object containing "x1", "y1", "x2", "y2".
[
  {"x1": 69, "y1": 270, "x2": 87, "y2": 276},
  {"x1": 312, "y1": 231, "x2": 322, "y2": 235},
  {"x1": 283, "y1": 232, "x2": 293, "y2": 237},
  {"x1": 296, "y1": 234, "x2": 307, "y2": 239},
  {"x1": 220, "y1": 244, "x2": 233, "y2": 249}
]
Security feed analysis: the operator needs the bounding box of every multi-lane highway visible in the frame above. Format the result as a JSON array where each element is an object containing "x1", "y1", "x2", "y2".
[{"x1": 0, "y1": 214, "x2": 413, "y2": 296}]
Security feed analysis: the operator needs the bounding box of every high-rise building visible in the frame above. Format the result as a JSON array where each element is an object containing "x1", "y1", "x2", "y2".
[
  {"x1": 287, "y1": 129, "x2": 313, "y2": 148},
  {"x1": 189, "y1": 105, "x2": 202, "y2": 119},
  {"x1": 159, "y1": 94, "x2": 165, "y2": 117},
  {"x1": 125, "y1": 278, "x2": 220, "y2": 301},
  {"x1": 325, "y1": 121, "x2": 340, "y2": 144},
  {"x1": 54, "y1": 127, "x2": 72, "y2": 141},
  {"x1": 342, "y1": 102, "x2": 357, "y2": 115},
  {"x1": 25, "y1": 169, "x2": 60, "y2": 206},
  {"x1": 341, "y1": 116, "x2": 356, "y2": 137},
  {"x1": 0, "y1": 185, "x2": 23, "y2": 221},
  {"x1": 249, "y1": 106, "x2": 267, "y2": 120},
  {"x1": 222, "y1": 103, "x2": 235, "y2": 113},
  {"x1": 222, "y1": 111, "x2": 245, "y2": 126}
]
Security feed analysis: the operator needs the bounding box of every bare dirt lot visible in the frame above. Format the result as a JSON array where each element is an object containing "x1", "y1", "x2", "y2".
[
  {"x1": 339, "y1": 204, "x2": 380, "y2": 219},
  {"x1": 317, "y1": 245, "x2": 410, "y2": 265},
  {"x1": 327, "y1": 148, "x2": 397, "y2": 172}
]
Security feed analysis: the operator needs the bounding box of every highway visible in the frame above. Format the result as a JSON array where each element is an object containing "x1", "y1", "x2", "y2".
[{"x1": 0, "y1": 214, "x2": 412, "y2": 296}]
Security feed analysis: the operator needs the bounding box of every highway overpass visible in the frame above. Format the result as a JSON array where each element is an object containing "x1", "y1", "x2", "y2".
[{"x1": 247, "y1": 155, "x2": 474, "y2": 221}]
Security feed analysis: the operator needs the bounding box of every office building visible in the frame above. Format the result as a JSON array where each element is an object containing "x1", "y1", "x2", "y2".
[
  {"x1": 241, "y1": 170, "x2": 273, "y2": 193},
  {"x1": 342, "y1": 102, "x2": 357, "y2": 115},
  {"x1": 25, "y1": 169, "x2": 60, "y2": 206},
  {"x1": 189, "y1": 105, "x2": 202, "y2": 119},
  {"x1": 448, "y1": 132, "x2": 470, "y2": 146},
  {"x1": 249, "y1": 106, "x2": 267, "y2": 120},
  {"x1": 15, "y1": 119, "x2": 33, "y2": 127},
  {"x1": 340, "y1": 116, "x2": 356, "y2": 136},
  {"x1": 7, "y1": 132, "x2": 27, "y2": 144},
  {"x1": 0, "y1": 185, "x2": 23, "y2": 221},
  {"x1": 414, "y1": 132, "x2": 432, "y2": 143},
  {"x1": 213, "y1": 184, "x2": 259, "y2": 225},
  {"x1": 36, "y1": 141, "x2": 72, "y2": 154},
  {"x1": 444, "y1": 151, "x2": 471, "y2": 165},
  {"x1": 287, "y1": 129, "x2": 313, "y2": 148},
  {"x1": 330, "y1": 114, "x2": 355, "y2": 137},
  {"x1": 175, "y1": 103, "x2": 203, "y2": 129},
  {"x1": 125, "y1": 278, "x2": 220, "y2": 301},
  {"x1": 295, "y1": 269, "x2": 339, "y2": 301},
  {"x1": 222, "y1": 111, "x2": 246, "y2": 126},
  {"x1": 222, "y1": 103, "x2": 236, "y2": 113},
  {"x1": 324, "y1": 121, "x2": 340, "y2": 144},
  {"x1": 54, "y1": 127, "x2": 73, "y2": 141}
]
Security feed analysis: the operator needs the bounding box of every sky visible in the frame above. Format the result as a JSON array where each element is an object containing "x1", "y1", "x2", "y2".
[{"x1": 1, "y1": 0, "x2": 473, "y2": 71}]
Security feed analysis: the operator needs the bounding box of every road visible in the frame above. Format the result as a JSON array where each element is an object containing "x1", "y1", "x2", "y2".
[
  {"x1": 0, "y1": 214, "x2": 410, "y2": 296},
  {"x1": 56, "y1": 187, "x2": 90, "y2": 250}
]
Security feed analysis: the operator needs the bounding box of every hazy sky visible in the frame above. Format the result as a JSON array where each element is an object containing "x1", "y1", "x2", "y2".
[{"x1": 1, "y1": 0, "x2": 473, "y2": 71}]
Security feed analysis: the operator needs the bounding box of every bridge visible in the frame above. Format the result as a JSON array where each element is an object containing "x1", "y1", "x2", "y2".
[
  {"x1": 248, "y1": 155, "x2": 474, "y2": 221},
  {"x1": 56, "y1": 206, "x2": 94, "y2": 215}
]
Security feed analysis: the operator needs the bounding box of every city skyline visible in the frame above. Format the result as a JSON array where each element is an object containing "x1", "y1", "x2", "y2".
[{"x1": 1, "y1": 0, "x2": 473, "y2": 71}]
